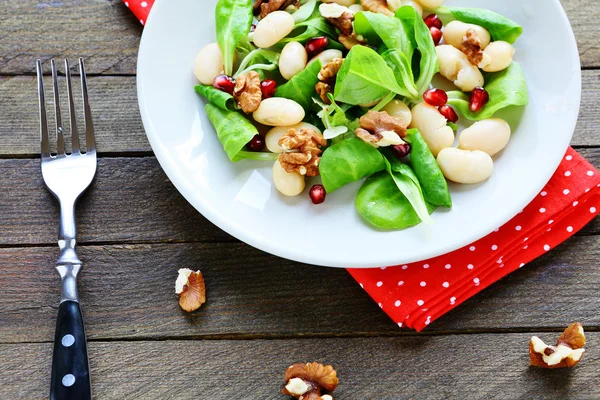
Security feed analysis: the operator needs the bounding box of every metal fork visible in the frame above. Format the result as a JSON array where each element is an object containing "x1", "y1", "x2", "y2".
[{"x1": 37, "y1": 58, "x2": 96, "y2": 400}]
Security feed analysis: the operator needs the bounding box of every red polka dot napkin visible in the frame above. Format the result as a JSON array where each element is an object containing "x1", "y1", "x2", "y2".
[{"x1": 125, "y1": 1, "x2": 600, "y2": 331}]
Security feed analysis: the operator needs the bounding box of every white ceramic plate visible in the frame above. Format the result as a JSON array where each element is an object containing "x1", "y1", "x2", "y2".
[{"x1": 137, "y1": 0, "x2": 580, "y2": 268}]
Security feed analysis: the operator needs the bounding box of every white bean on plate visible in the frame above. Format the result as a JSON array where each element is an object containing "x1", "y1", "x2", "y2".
[
  {"x1": 409, "y1": 102, "x2": 454, "y2": 157},
  {"x1": 193, "y1": 43, "x2": 223, "y2": 85},
  {"x1": 253, "y1": 98, "x2": 305, "y2": 126},
  {"x1": 272, "y1": 160, "x2": 306, "y2": 196},
  {"x1": 253, "y1": 11, "x2": 295, "y2": 49},
  {"x1": 279, "y1": 41, "x2": 308, "y2": 80},
  {"x1": 459, "y1": 118, "x2": 511, "y2": 156},
  {"x1": 437, "y1": 148, "x2": 494, "y2": 184}
]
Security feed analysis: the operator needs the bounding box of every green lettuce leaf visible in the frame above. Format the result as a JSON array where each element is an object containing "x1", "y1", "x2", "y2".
[{"x1": 215, "y1": 0, "x2": 253, "y2": 76}]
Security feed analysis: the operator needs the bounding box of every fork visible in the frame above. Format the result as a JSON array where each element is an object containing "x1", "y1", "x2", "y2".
[{"x1": 37, "y1": 58, "x2": 96, "y2": 400}]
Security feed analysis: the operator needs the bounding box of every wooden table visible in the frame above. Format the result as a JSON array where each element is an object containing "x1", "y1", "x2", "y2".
[{"x1": 1, "y1": 1, "x2": 599, "y2": 398}]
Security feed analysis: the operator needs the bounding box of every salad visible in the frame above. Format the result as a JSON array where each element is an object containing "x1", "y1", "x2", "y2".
[{"x1": 193, "y1": 0, "x2": 528, "y2": 230}]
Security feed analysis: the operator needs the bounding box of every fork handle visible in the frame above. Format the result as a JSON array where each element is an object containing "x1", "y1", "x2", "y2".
[{"x1": 50, "y1": 300, "x2": 92, "y2": 400}]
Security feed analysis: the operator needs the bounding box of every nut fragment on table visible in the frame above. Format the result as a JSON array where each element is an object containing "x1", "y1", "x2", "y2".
[
  {"x1": 233, "y1": 71, "x2": 262, "y2": 113},
  {"x1": 355, "y1": 110, "x2": 407, "y2": 148},
  {"x1": 360, "y1": 0, "x2": 393, "y2": 16},
  {"x1": 278, "y1": 128, "x2": 327, "y2": 176},
  {"x1": 255, "y1": 0, "x2": 299, "y2": 19},
  {"x1": 282, "y1": 362, "x2": 339, "y2": 399},
  {"x1": 529, "y1": 323, "x2": 586, "y2": 368},
  {"x1": 175, "y1": 268, "x2": 206, "y2": 312}
]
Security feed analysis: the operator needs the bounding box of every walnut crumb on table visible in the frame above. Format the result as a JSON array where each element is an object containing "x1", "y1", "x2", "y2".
[
  {"x1": 282, "y1": 362, "x2": 339, "y2": 400},
  {"x1": 175, "y1": 268, "x2": 206, "y2": 312},
  {"x1": 529, "y1": 323, "x2": 586, "y2": 368}
]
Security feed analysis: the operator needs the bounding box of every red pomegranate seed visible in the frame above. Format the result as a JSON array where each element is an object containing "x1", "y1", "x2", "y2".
[
  {"x1": 213, "y1": 74, "x2": 236, "y2": 95},
  {"x1": 247, "y1": 134, "x2": 265, "y2": 152},
  {"x1": 438, "y1": 105, "x2": 459, "y2": 123},
  {"x1": 424, "y1": 14, "x2": 443, "y2": 30},
  {"x1": 305, "y1": 36, "x2": 329, "y2": 59},
  {"x1": 429, "y1": 26, "x2": 443, "y2": 46},
  {"x1": 423, "y1": 88, "x2": 448, "y2": 107},
  {"x1": 260, "y1": 79, "x2": 277, "y2": 99},
  {"x1": 469, "y1": 87, "x2": 490, "y2": 112},
  {"x1": 309, "y1": 184, "x2": 326, "y2": 205},
  {"x1": 391, "y1": 143, "x2": 412, "y2": 159}
]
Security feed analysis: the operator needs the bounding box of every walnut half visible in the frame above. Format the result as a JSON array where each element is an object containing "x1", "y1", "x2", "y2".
[
  {"x1": 175, "y1": 269, "x2": 206, "y2": 312},
  {"x1": 355, "y1": 110, "x2": 407, "y2": 148},
  {"x1": 529, "y1": 323, "x2": 586, "y2": 368},
  {"x1": 315, "y1": 58, "x2": 344, "y2": 104},
  {"x1": 278, "y1": 128, "x2": 327, "y2": 176},
  {"x1": 282, "y1": 362, "x2": 339, "y2": 399},
  {"x1": 233, "y1": 71, "x2": 262, "y2": 113}
]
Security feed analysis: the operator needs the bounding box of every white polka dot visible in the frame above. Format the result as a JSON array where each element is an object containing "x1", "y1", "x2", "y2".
[
  {"x1": 573, "y1": 201, "x2": 579, "y2": 207},
  {"x1": 395, "y1": 300, "x2": 401, "y2": 307},
  {"x1": 141, "y1": 1, "x2": 148, "y2": 6},
  {"x1": 523, "y1": 237, "x2": 529, "y2": 242},
  {"x1": 587, "y1": 171, "x2": 594, "y2": 176},
  {"x1": 566, "y1": 226, "x2": 573, "y2": 232},
  {"x1": 497, "y1": 257, "x2": 503, "y2": 264},
  {"x1": 539, "y1": 208, "x2": 546, "y2": 213},
  {"x1": 124, "y1": 1, "x2": 129, "y2": 7},
  {"x1": 494, "y1": 228, "x2": 500, "y2": 232},
  {"x1": 62, "y1": 374, "x2": 75, "y2": 387},
  {"x1": 548, "y1": 220, "x2": 554, "y2": 225},
  {"x1": 563, "y1": 189, "x2": 570, "y2": 195},
  {"x1": 378, "y1": 302, "x2": 383, "y2": 308},
  {"x1": 401, "y1": 265, "x2": 408, "y2": 270},
  {"x1": 467, "y1": 264, "x2": 474, "y2": 269},
  {"x1": 420, "y1": 281, "x2": 427, "y2": 287},
  {"x1": 425, "y1": 316, "x2": 431, "y2": 325},
  {"x1": 515, "y1": 225, "x2": 522, "y2": 231},
  {"x1": 519, "y1": 263, "x2": 525, "y2": 268},
  {"x1": 380, "y1": 267, "x2": 386, "y2": 270},
  {"x1": 398, "y1": 280, "x2": 404, "y2": 286},
  {"x1": 540, "y1": 191, "x2": 547, "y2": 197},
  {"x1": 359, "y1": 283, "x2": 364, "y2": 289},
  {"x1": 376, "y1": 281, "x2": 383, "y2": 287},
  {"x1": 543, "y1": 244, "x2": 550, "y2": 251},
  {"x1": 444, "y1": 264, "x2": 451, "y2": 269},
  {"x1": 586, "y1": 188, "x2": 591, "y2": 193},
  {"x1": 61, "y1": 334, "x2": 75, "y2": 348},
  {"x1": 491, "y1": 244, "x2": 498, "y2": 250},
  {"x1": 499, "y1": 264, "x2": 504, "y2": 268},
  {"x1": 140, "y1": 19, "x2": 145, "y2": 25},
  {"x1": 591, "y1": 207, "x2": 597, "y2": 213},
  {"x1": 469, "y1": 246, "x2": 476, "y2": 251},
  {"x1": 473, "y1": 277, "x2": 480, "y2": 286},
  {"x1": 565, "y1": 171, "x2": 571, "y2": 177},
  {"x1": 450, "y1": 296, "x2": 456, "y2": 305},
  {"x1": 566, "y1": 155, "x2": 573, "y2": 161},
  {"x1": 547, "y1": 228, "x2": 552, "y2": 232},
  {"x1": 423, "y1": 263, "x2": 429, "y2": 269},
  {"x1": 442, "y1": 282, "x2": 449, "y2": 288},
  {"x1": 398, "y1": 322, "x2": 403, "y2": 328},
  {"x1": 523, "y1": 245, "x2": 528, "y2": 250},
  {"x1": 417, "y1": 300, "x2": 424, "y2": 306}
]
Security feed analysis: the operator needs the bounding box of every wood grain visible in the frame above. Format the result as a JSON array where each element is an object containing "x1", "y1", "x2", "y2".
[
  {"x1": 1, "y1": 70, "x2": 600, "y2": 156},
  {"x1": 1, "y1": 235, "x2": 599, "y2": 343},
  {"x1": 2, "y1": 334, "x2": 599, "y2": 399}
]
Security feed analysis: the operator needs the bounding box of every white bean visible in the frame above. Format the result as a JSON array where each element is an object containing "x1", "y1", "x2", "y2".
[
  {"x1": 437, "y1": 148, "x2": 494, "y2": 184},
  {"x1": 443, "y1": 21, "x2": 491, "y2": 50},
  {"x1": 436, "y1": 45, "x2": 484, "y2": 92},
  {"x1": 409, "y1": 102, "x2": 454, "y2": 157},
  {"x1": 193, "y1": 43, "x2": 223, "y2": 85},
  {"x1": 320, "y1": 0, "x2": 357, "y2": 7},
  {"x1": 253, "y1": 11, "x2": 295, "y2": 49},
  {"x1": 310, "y1": 49, "x2": 344, "y2": 65},
  {"x1": 272, "y1": 160, "x2": 306, "y2": 196},
  {"x1": 414, "y1": 0, "x2": 444, "y2": 8},
  {"x1": 348, "y1": 4, "x2": 364, "y2": 13},
  {"x1": 459, "y1": 118, "x2": 511, "y2": 156},
  {"x1": 481, "y1": 41, "x2": 515, "y2": 72},
  {"x1": 279, "y1": 42, "x2": 308, "y2": 80},
  {"x1": 253, "y1": 98, "x2": 305, "y2": 126},
  {"x1": 387, "y1": 0, "x2": 423, "y2": 16},
  {"x1": 319, "y1": 3, "x2": 349, "y2": 18},
  {"x1": 382, "y1": 99, "x2": 412, "y2": 126},
  {"x1": 265, "y1": 123, "x2": 322, "y2": 153}
]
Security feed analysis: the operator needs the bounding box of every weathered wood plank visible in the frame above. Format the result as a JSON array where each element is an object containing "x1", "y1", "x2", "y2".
[
  {"x1": 2, "y1": 334, "x2": 599, "y2": 399},
  {"x1": 0, "y1": 0, "x2": 598, "y2": 76},
  {"x1": 1, "y1": 70, "x2": 600, "y2": 156},
  {"x1": 1, "y1": 235, "x2": 600, "y2": 342}
]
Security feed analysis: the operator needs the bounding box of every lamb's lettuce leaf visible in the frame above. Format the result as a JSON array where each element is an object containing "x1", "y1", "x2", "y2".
[
  {"x1": 215, "y1": 0, "x2": 253, "y2": 76},
  {"x1": 275, "y1": 59, "x2": 322, "y2": 111}
]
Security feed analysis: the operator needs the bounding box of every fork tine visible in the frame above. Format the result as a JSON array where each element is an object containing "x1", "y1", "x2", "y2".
[
  {"x1": 65, "y1": 59, "x2": 80, "y2": 154},
  {"x1": 51, "y1": 59, "x2": 66, "y2": 155},
  {"x1": 79, "y1": 58, "x2": 95, "y2": 155},
  {"x1": 36, "y1": 60, "x2": 51, "y2": 160}
]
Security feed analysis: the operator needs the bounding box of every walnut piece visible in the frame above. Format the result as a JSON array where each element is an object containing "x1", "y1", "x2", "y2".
[
  {"x1": 355, "y1": 110, "x2": 407, "y2": 148},
  {"x1": 360, "y1": 0, "x2": 393, "y2": 16},
  {"x1": 327, "y1": 11, "x2": 355, "y2": 36},
  {"x1": 175, "y1": 269, "x2": 206, "y2": 312},
  {"x1": 315, "y1": 82, "x2": 334, "y2": 104},
  {"x1": 255, "y1": 0, "x2": 299, "y2": 19},
  {"x1": 318, "y1": 58, "x2": 344, "y2": 81},
  {"x1": 462, "y1": 29, "x2": 486, "y2": 66},
  {"x1": 529, "y1": 323, "x2": 586, "y2": 368},
  {"x1": 282, "y1": 362, "x2": 339, "y2": 399},
  {"x1": 233, "y1": 71, "x2": 262, "y2": 113},
  {"x1": 278, "y1": 128, "x2": 327, "y2": 176},
  {"x1": 338, "y1": 34, "x2": 364, "y2": 50}
]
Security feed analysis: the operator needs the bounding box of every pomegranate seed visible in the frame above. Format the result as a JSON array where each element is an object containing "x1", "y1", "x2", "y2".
[
  {"x1": 305, "y1": 36, "x2": 329, "y2": 59},
  {"x1": 309, "y1": 184, "x2": 326, "y2": 205},
  {"x1": 424, "y1": 14, "x2": 443, "y2": 30},
  {"x1": 260, "y1": 79, "x2": 277, "y2": 98},
  {"x1": 423, "y1": 88, "x2": 448, "y2": 107},
  {"x1": 391, "y1": 143, "x2": 412, "y2": 159},
  {"x1": 438, "y1": 105, "x2": 459, "y2": 123},
  {"x1": 469, "y1": 87, "x2": 489, "y2": 112},
  {"x1": 213, "y1": 74, "x2": 236, "y2": 95},
  {"x1": 429, "y1": 26, "x2": 442, "y2": 46},
  {"x1": 247, "y1": 134, "x2": 265, "y2": 152}
]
